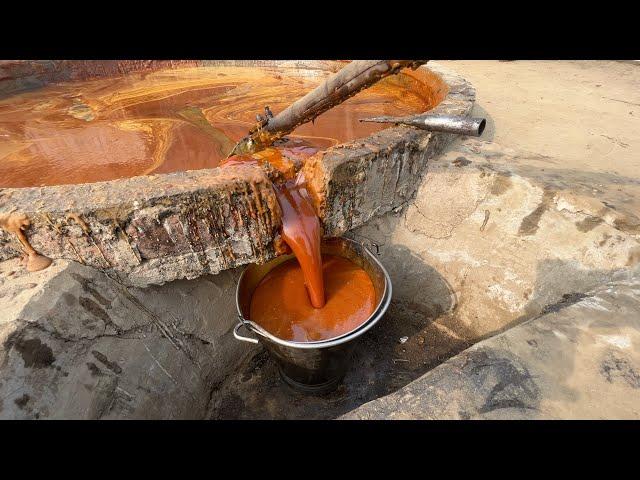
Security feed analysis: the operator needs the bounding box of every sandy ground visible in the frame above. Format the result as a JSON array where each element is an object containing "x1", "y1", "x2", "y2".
[{"x1": 438, "y1": 61, "x2": 640, "y2": 179}]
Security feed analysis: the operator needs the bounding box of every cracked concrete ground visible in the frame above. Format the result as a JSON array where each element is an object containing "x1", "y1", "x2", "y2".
[
  {"x1": 339, "y1": 61, "x2": 640, "y2": 419},
  {"x1": 207, "y1": 136, "x2": 640, "y2": 419},
  {"x1": 439, "y1": 61, "x2": 640, "y2": 224},
  {"x1": 0, "y1": 258, "x2": 251, "y2": 419},
  {"x1": 342, "y1": 266, "x2": 640, "y2": 419},
  {"x1": 438, "y1": 61, "x2": 640, "y2": 178}
]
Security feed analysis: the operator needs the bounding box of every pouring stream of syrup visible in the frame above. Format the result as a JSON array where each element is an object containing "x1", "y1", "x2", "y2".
[
  {"x1": 273, "y1": 177, "x2": 325, "y2": 308},
  {"x1": 220, "y1": 148, "x2": 326, "y2": 309},
  {"x1": 220, "y1": 146, "x2": 377, "y2": 342}
]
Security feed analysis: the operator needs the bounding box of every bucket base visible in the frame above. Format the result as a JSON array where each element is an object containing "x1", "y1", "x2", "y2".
[{"x1": 278, "y1": 369, "x2": 342, "y2": 395}]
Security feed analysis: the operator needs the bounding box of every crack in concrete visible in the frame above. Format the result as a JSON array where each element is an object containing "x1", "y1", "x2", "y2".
[
  {"x1": 98, "y1": 271, "x2": 207, "y2": 369},
  {"x1": 11, "y1": 318, "x2": 150, "y2": 343}
]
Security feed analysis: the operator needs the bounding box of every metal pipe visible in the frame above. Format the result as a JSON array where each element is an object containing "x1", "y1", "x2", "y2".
[{"x1": 360, "y1": 114, "x2": 486, "y2": 137}]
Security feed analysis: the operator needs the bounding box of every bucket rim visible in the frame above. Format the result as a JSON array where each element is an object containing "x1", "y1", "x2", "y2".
[{"x1": 235, "y1": 236, "x2": 392, "y2": 349}]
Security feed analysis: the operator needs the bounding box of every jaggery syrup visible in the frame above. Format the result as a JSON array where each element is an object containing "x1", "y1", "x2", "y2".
[
  {"x1": 0, "y1": 65, "x2": 436, "y2": 188},
  {"x1": 220, "y1": 148, "x2": 376, "y2": 342},
  {"x1": 249, "y1": 255, "x2": 376, "y2": 342},
  {"x1": 273, "y1": 177, "x2": 325, "y2": 308}
]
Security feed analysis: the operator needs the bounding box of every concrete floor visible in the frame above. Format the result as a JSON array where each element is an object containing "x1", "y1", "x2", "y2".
[
  {"x1": 439, "y1": 60, "x2": 640, "y2": 178},
  {"x1": 337, "y1": 61, "x2": 640, "y2": 419}
]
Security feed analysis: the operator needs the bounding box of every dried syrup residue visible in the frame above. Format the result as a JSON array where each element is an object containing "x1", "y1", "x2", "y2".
[{"x1": 0, "y1": 212, "x2": 52, "y2": 271}]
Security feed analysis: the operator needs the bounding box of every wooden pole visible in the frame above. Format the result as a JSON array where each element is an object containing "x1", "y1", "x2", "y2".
[{"x1": 228, "y1": 60, "x2": 428, "y2": 156}]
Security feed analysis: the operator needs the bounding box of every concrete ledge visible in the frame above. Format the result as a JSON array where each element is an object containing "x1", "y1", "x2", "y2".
[
  {"x1": 341, "y1": 267, "x2": 640, "y2": 420},
  {"x1": 0, "y1": 166, "x2": 280, "y2": 286}
]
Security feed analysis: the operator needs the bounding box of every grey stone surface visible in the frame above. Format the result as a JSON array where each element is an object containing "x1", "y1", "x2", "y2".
[
  {"x1": 347, "y1": 138, "x2": 640, "y2": 363},
  {"x1": 341, "y1": 266, "x2": 640, "y2": 419},
  {"x1": 0, "y1": 257, "x2": 253, "y2": 419},
  {"x1": 207, "y1": 138, "x2": 640, "y2": 419}
]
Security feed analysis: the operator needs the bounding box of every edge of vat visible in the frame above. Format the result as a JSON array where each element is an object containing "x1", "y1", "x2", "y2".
[{"x1": 0, "y1": 61, "x2": 475, "y2": 286}]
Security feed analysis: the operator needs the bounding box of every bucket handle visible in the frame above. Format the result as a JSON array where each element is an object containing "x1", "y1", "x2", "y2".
[
  {"x1": 233, "y1": 320, "x2": 259, "y2": 344},
  {"x1": 360, "y1": 240, "x2": 381, "y2": 256}
]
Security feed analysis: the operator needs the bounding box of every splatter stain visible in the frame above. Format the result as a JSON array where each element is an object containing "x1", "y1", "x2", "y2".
[
  {"x1": 480, "y1": 210, "x2": 490, "y2": 232},
  {"x1": 92, "y1": 350, "x2": 123, "y2": 374},
  {"x1": 70, "y1": 273, "x2": 111, "y2": 308},
  {"x1": 79, "y1": 296, "x2": 123, "y2": 334},
  {"x1": 14, "y1": 393, "x2": 30, "y2": 409},
  {"x1": 518, "y1": 190, "x2": 554, "y2": 236},
  {"x1": 541, "y1": 292, "x2": 589, "y2": 315},
  {"x1": 79, "y1": 296, "x2": 110, "y2": 324},
  {"x1": 600, "y1": 353, "x2": 640, "y2": 388},
  {"x1": 452, "y1": 156, "x2": 471, "y2": 167},
  {"x1": 598, "y1": 233, "x2": 611, "y2": 247},
  {"x1": 12, "y1": 337, "x2": 55, "y2": 369},
  {"x1": 86, "y1": 362, "x2": 104, "y2": 377},
  {"x1": 575, "y1": 216, "x2": 603, "y2": 232},
  {"x1": 466, "y1": 349, "x2": 540, "y2": 415},
  {"x1": 490, "y1": 173, "x2": 512, "y2": 196},
  {"x1": 627, "y1": 247, "x2": 640, "y2": 267}
]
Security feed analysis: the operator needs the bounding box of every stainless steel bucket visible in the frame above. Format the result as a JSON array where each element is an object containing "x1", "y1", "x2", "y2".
[{"x1": 233, "y1": 237, "x2": 392, "y2": 393}]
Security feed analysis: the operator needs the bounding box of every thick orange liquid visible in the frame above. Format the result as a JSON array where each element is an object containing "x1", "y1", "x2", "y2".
[
  {"x1": 221, "y1": 148, "x2": 327, "y2": 309},
  {"x1": 220, "y1": 135, "x2": 374, "y2": 340},
  {"x1": 250, "y1": 255, "x2": 376, "y2": 342},
  {"x1": 273, "y1": 178, "x2": 325, "y2": 308},
  {"x1": 221, "y1": 149, "x2": 371, "y2": 341},
  {"x1": 0, "y1": 65, "x2": 436, "y2": 188}
]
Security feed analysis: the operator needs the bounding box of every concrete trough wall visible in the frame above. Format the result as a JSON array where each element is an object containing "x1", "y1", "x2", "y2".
[{"x1": 0, "y1": 61, "x2": 475, "y2": 286}]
